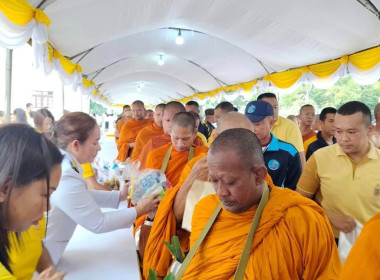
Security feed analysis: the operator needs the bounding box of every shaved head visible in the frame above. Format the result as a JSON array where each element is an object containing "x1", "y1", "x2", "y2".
[
  {"x1": 132, "y1": 100, "x2": 145, "y2": 120},
  {"x1": 188, "y1": 111, "x2": 200, "y2": 129},
  {"x1": 208, "y1": 128, "x2": 266, "y2": 213},
  {"x1": 171, "y1": 112, "x2": 197, "y2": 152},
  {"x1": 162, "y1": 102, "x2": 186, "y2": 135},
  {"x1": 163, "y1": 102, "x2": 185, "y2": 115},
  {"x1": 153, "y1": 104, "x2": 165, "y2": 127},
  {"x1": 210, "y1": 128, "x2": 264, "y2": 169},
  {"x1": 171, "y1": 112, "x2": 196, "y2": 131},
  {"x1": 216, "y1": 112, "x2": 253, "y2": 135},
  {"x1": 132, "y1": 100, "x2": 144, "y2": 107}
]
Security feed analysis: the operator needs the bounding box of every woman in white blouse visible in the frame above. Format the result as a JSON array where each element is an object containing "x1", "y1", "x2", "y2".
[{"x1": 45, "y1": 112, "x2": 159, "y2": 264}]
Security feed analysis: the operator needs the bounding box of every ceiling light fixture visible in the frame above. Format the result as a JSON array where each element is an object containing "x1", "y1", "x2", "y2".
[
  {"x1": 158, "y1": 54, "x2": 165, "y2": 66},
  {"x1": 175, "y1": 29, "x2": 184, "y2": 45}
]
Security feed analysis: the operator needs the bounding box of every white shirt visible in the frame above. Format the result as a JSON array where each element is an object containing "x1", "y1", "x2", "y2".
[{"x1": 44, "y1": 150, "x2": 136, "y2": 264}]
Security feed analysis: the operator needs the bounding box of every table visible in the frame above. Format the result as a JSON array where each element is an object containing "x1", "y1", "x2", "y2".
[{"x1": 56, "y1": 206, "x2": 140, "y2": 280}]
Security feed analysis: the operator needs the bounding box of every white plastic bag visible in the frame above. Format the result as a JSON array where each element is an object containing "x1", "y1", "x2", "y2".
[{"x1": 338, "y1": 221, "x2": 363, "y2": 263}]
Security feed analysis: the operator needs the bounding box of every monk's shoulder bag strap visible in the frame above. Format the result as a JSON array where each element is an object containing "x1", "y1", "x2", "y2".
[
  {"x1": 160, "y1": 146, "x2": 195, "y2": 174},
  {"x1": 175, "y1": 184, "x2": 270, "y2": 280}
]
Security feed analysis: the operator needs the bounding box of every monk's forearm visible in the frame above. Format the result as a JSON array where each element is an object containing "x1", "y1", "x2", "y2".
[
  {"x1": 173, "y1": 180, "x2": 194, "y2": 223},
  {"x1": 129, "y1": 142, "x2": 135, "y2": 148}
]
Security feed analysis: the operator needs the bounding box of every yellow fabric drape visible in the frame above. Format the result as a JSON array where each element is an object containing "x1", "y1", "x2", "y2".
[
  {"x1": 350, "y1": 46, "x2": 380, "y2": 71},
  {"x1": 53, "y1": 49, "x2": 83, "y2": 75},
  {"x1": 176, "y1": 46, "x2": 380, "y2": 104},
  {"x1": 82, "y1": 77, "x2": 95, "y2": 88},
  {"x1": 264, "y1": 68, "x2": 304, "y2": 89},
  {"x1": 176, "y1": 79, "x2": 258, "y2": 104},
  {"x1": 0, "y1": 0, "x2": 50, "y2": 27}
]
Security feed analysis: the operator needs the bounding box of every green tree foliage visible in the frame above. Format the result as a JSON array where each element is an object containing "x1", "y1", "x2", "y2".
[
  {"x1": 90, "y1": 100, "x2": 107, "y2": 115},
  {"x1": 280, "y1": 77, "x2": 380, "y2": 113}
]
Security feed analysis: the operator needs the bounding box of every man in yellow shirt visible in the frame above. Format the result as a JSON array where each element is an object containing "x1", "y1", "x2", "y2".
[
  {"x1": 257, "y1": 93, "x2": 305, "y2": 166},
  {"x1": 297, "y1": 101, "x2": 380, "y2": 240},
  {"x1": 208, "y1": 101, "x2": 235, "y2": 146}
]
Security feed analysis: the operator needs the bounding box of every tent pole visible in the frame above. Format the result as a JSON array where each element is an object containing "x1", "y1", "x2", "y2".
[
  {"x1": 5, "y1": 49, "x2": 12, "y2": 123},
  {"x1": 62, "y1": 84, "x2": 65, "y2": 115}
]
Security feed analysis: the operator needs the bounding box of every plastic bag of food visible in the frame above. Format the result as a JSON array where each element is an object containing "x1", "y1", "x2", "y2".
[{"x1": 128, "y1": 169, "x2": 167, "y2": 204}]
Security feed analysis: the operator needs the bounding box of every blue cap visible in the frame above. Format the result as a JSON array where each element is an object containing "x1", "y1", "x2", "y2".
[{"x1": 244, "y1": 100, "x2": 274, "y2": 123}]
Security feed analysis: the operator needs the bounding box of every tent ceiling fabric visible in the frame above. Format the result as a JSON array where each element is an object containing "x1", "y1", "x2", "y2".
[{"x1": 28, "y1": 0, "x2": 380, "y2": 105}]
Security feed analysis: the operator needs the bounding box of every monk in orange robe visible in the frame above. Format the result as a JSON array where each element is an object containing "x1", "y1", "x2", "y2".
[
  {"x1": 178, "y1": 128, "x2": 341, "y2": 279},
  {"x1": 135, "y1": 112, "x2": 208, "y2": 262},
  {"x1": 340, "y1": 212, "x2": 380, "y2": 279},
  {"x1": 143, "y1": 112, "x2": 274, "y2": 279},
  {"x1": 115, "y1": 105, "x2": 132, "y2": 142},
  {"x1": 145, "y1": 112, "x2": 208, "y2": 188},
  {"x1": 116, "y1": 100, "x2": 151, "y2": 162},
  {"x1": 131, "y1": 104, "x2": 165, "y2": 162},
  {"x1": 138, "y1": 102, "x2": 204, "y2": 169}
]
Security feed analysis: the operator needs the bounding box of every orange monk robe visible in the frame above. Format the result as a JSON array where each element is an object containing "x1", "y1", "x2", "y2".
[
  {"x1": 142, "y1": 154, "x2": 275, "y2": 279},
  {"x1": 340, "y1": 213, "x2": 380, "y2": 280},
  {"x1": 131, "y1": 122, "x2": 164, "y2": 162},
  {"x1": 116, "y1": 118, "x2": 151, "y2": 162},
  {"x1": 181, "y1": 187, "x2": 341, "y2": 280},
  {"x1": 138, "y1": 134, "x2": 205, "y2": 169},
  {"x1": 145, "y1": 143, "x2": 208, "y2": 188}
]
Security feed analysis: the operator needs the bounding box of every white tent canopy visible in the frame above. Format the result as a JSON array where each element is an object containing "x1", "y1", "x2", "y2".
[{"x1": 5, "y1": 0, "x2": 380, "y2": 105}]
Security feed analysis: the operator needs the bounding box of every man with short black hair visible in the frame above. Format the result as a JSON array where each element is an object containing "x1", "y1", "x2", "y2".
[
  {"x1": 25, "y1": 102, "x2": 34, "y2": 126},
  {"x1": 245, "y1": 100, "x2": 301, "y2": 189},
  {"x1": 207, "y1": 101, "x2": 235, "y2": 146},
  {"x1": 304, "y1": 107, "x2": 337, "y2": 160},
  {"x1": 297, "y1": 101, "x2": 380, "y2": 241},
  {"x1": 185, "y1": 101, "x2": 210, "y2": 140},
  {"x1": 257, "y1": 93, "x2": 305, "y2": 166},
  {"x1": 214, "y1": 101, "x2": 234, "y2": 124},
  {"x1": 204, "y1": 108, "x2": 215, "y2": 137}
]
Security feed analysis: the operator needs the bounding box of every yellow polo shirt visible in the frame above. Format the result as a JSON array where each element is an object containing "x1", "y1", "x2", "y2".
[
  {"x1": 303, "y1": 135, "x2": 317, "y2": 154},
  {"x1": 196, "y1": 132, "x2": 208, "y2": 146},
  {"x1": 8, "y1": 217, "x2": 46, "y2": 280},
  {"x1": 81, "y1": 163, "x2": 95, "y2": 179},
  {"x1": 297, "y1": 142, "x2": 380, "y2": 237},
  {"x1": 0, "y1": 263, "x2": 15, "y2": 280},
  {"x1": 207, "y1": 130, "x2": 216, "y2": 147},
  {"x1": 272, "y1": 116, "x2": 304, "y2": 152}
]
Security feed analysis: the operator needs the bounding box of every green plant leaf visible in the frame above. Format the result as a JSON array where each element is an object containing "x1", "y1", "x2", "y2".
[
  {"x1": 148, "y1": 269, "x2": 158, "y2": 280},
  {"x1": 163, "y1": 273, "x2": 175, "y2": 280},
  {"x1": 172, "y1": 236, "x2": 184, "y2": 263}
]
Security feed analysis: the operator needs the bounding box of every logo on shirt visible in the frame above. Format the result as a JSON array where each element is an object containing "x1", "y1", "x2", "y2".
[
  {"x1": 247, "y1": 104, "x2": 256, "y2": 113},
  {"x1": 268, "y1": 159, "x2": 280, "y2": 170},
  {"x1": 374, "y1": 185, "x2": 380, "y2": 197}
]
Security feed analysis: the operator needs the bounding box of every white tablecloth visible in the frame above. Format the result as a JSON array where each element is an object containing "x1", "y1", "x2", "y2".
[{"x1": 56, "y1": 206, "x2": 140, "y2": 280}]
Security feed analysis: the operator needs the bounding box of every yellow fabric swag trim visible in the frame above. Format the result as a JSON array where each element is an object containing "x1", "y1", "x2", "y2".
[{"x1": 0, "y1": 0, "x2": 50, "y2": 26}]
